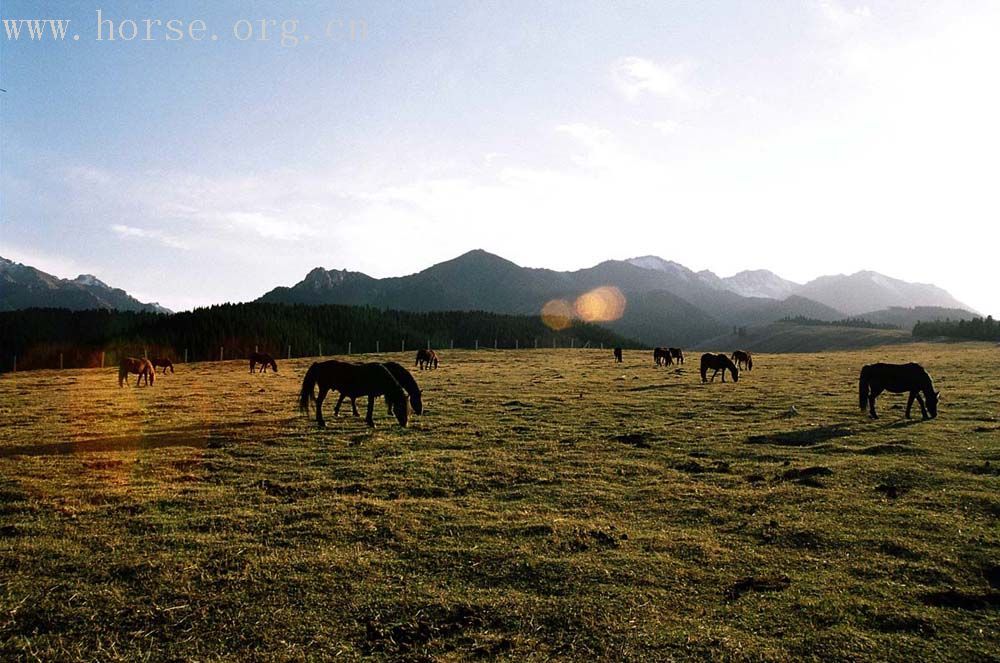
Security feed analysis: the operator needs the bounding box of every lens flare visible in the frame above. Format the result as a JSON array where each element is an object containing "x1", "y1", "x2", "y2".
[
  {"x1": 541, "y1": 299, "x2": 574, "y2": 331},
  {"x1": 574, "y1": 286, "x2": 626, "y2": 322}
]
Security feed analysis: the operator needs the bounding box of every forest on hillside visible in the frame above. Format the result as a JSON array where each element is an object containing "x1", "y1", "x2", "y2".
[
  {"x1": 0, "y1": 303, "x2": 635, "y2": 372},
  {"x1": 912, "y1": 316, "x2": 1000, "y2": 341}
]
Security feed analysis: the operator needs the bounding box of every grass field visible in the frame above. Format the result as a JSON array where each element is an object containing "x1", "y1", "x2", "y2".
[{"x1": 1, "y1": 344, "x2": 998, "y2": 661}]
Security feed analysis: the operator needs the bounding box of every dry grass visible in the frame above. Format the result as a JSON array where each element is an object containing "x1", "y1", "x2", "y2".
[{"x1": 0, "y1": 344, "x2": 998, "y2": 661}]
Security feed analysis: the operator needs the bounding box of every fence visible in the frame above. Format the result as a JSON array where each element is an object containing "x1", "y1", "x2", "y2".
[{"x1": 2, "y1": 337, "x2": 608, "y2": 373}]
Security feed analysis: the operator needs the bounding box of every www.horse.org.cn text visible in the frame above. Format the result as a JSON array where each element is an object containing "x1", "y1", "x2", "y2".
[{"x1": 1, "y1": 11, "x2": 367, "y2": 47}]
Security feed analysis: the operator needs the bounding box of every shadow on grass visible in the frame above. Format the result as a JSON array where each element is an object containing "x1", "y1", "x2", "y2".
[
  {"x1": 746, "y1": 423, "x2": 853, "y2": 447},
  {"x1": 0, "y1": 422, "x2": 248, "y2": 457}
]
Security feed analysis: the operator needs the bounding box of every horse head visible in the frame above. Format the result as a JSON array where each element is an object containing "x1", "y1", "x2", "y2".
[
  {"x1": 926, "y1": 390, "x2": 939, "y2": 418},
  {"x1": 390, "y1": 390, "x2": 409, "y2": 427},
  {"x1": 409, "y1": 389, "x2": 424, "y2": 415}
]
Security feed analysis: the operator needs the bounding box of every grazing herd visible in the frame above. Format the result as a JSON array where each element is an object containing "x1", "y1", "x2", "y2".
[{"x1": 113, "y1": 343, "x2": 942, "y2": 428}]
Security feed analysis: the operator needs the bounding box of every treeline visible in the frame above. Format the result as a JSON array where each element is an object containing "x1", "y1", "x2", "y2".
[
  {"x1": 0, "y1": 303, "x2": 636, "y2": 372},
  {"x1": 912, "y1": 316, "x2": 1000, "y2": 341},
  {"x1": 780, "y1": 315, "x2": 900, "y2": 330}
]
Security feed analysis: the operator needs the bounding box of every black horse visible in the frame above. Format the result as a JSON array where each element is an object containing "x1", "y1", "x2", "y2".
[
  {"x1": 334, "y1": 361, "x2": 423, "y2": 418},
  {"x1": 700, "y1": 353, "x2": 739, "y2": 383},
  {"x1": 613, "y1": 347, "x2": 623, "y2": 363},
  {"x1": 859, "y1": 363, "x2": 939, "y2": 420},
  {"x1": 299, "y1": 360, "x2": 408, "y2": 428},
  {"x1": 669, "y1": 348, "x2": 684, "y2": 364},
  {"x1": 653, "y1": 347, "x2": 673, "y2": 366}
]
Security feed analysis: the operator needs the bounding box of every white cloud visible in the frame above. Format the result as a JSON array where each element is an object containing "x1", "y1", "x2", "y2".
[
  {"x1": 611, "y1": 56, "x2": 697, "y2": 103},
  {"x1": 111, "y1": 224, "x2": 191, "y2": 250},
  {"x1": 817, "y1": 0, "x2": 872, "y2": 31}
]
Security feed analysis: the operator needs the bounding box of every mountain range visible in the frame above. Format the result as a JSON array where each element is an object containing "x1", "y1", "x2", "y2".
[
  {"x1": 1, "y1": 251, "x2": 977, "y2": 347},
  {"x1": 0, "y1": 257, "x2": 170, "y2": 314},
  {"x1": 257, "y1": 250, "x2": 976, "y2": 345}
]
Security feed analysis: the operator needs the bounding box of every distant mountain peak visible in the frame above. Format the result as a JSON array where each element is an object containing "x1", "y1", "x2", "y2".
[{"x1": 72, "y1": 274, "x2": 110, "y2": 288}]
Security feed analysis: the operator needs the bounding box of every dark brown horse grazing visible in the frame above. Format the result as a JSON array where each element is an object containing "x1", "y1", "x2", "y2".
[
  {"x1": 151, "y1": 357, "x2": 174, "y2": 374},
  {"x1": 613, "y1": 347, "x2": 623, "y2": 363},
  {"x1": 249, "y1": 352, "x2": 278, "y2": 373},
  {"x1": 731, "y1": 350, "x2": 753, "y2": 371},
  {"x1": 700, "y1": 353, "x2": 739, "y2": 383},
  {"x1": 859, "y1": 363, "x2": 939, "y2": 420},
  {"x1": 415, "y1": 348, "x2": 439, "y2": 370},
  {"x1": 119, "y1": 357, "x2": 155, "y2": 387},
  {"x1": 335, "y1": 361, "x2": 424, "y2": 417},
  {"x1": 669, "y1": 348, "x2": 684, "y2": 364},
  {"x1": 299, "y1": 360, "x2": 408, "y2": 428},
  {"x1": 653, "y1": 347, "x2": 673, "y2": 366}
]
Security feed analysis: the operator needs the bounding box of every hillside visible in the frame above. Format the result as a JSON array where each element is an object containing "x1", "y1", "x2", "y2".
[
  {"x1": 796, "y1": 271, "x2": 972, "y2": 316},
  {"x1": 694, "y1": 321, "x2": 912, "y2": 353},
  {"x1": 0, "y1": 257, "x2": 169, "y2": 313}
]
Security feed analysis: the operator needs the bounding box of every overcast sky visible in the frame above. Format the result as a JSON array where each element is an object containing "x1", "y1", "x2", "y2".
[{"x1": 2, "y1": 1, "x2": 997, "y2": 313}]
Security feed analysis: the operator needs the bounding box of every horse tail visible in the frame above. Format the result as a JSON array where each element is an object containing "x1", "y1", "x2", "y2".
[
  {"x1": 859, "y1": 366, "x2": 870, "y2": 410},
  {"x1": 299, "y1": 363, "x2": 320, "y2": 413}
]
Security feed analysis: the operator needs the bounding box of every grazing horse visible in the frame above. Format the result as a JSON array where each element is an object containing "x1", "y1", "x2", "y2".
[
  {"x1": 859, "y1": 363, "x2": 939, "y2": 420},
  {"x1": 335, "y1": 361, "x2": 424, "y2": 417},
  {"x1": 119, "y1": 357, "x2": 155, "y2": 387},
  {"x1": 700, "y1": 353, "x2": 739, "y2": 383},
  {"x1": 653, "y1": 347, "x2": 673, "y2": 366},
  {"x1": 669, "y1": 348, "x2": 684, "y2": 364},
  {"x1": 299, "y1": 360, "x2": 408, "y2": 428},
  {"x1": 151, "y1": 357, "x2": 174, "y2": 374},
  {"x1": 731, "y1": 350, "x2": 753, "y2": 371},
  {"x1": 249, "y1": 351, "x2": 278, "y2": 374},
  {"x1": 415, "y1": 348, "x2": 439, "y2": 369},
  {"x1": 613, "y1": 347, "x2": 623, "y2": 363}
]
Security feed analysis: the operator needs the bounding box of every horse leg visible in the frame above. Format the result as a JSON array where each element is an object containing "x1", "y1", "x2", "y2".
[
  {"x1": 869, "y1": 388, "x2": 883, "y2": 419},
  {"x1": 905, "y1": 391, "x2": 915, "y2": 419},
  {"x1": 914, "y1": 392, "x2": 928, "y2": 419},
  {"x1": 365, "y1": 395, "x2": 376, "y2": 427},
  {"x1": 351, "y1": 398, "x2": 360, "y2": 417},
  {"x1": 316, "y1": 386, "x2": 329, "y2": 428},
  {"x1": 334, "y1": 393, "x2": 345, "y2": 416},
  {"x1": 712, "y1": 368, "x2": 719, "y2": 382}
]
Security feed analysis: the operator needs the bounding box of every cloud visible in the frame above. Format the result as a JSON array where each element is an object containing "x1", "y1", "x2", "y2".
[
  {"x1": 611, "y1": 56, "x2": 697, "y2": 103},
  {"x1": 816, "y1": 0, "x2": 872, "y2": 31},
  {"x1": 110, "y1": 224, "x2": 191, "y2": 250}
]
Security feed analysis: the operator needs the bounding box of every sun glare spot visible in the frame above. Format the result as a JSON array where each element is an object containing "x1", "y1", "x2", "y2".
[
  {"x1": 574, "y1": 286, "x2": 626, "y2": 322},
  {"x1": 541, "y1": 299, "x2": 574, "y2": 331}
]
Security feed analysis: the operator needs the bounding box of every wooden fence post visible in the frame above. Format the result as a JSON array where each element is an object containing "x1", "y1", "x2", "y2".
[
  {"x1": 220, "y1": 347, "x2": 224, "y2": 362},
  {"x1": 348, "y1": 341, "x2": 352, "y2": 355},
  {"x1": 515, "y1": 339, "x2": 519, "y2": 350},
  {"x1": 12, "y1": 355, "x2": 16, "y2": 373},
  {"x1": 376, "y1": 340, "x2": 380, "y2": 353},
  {"x1": 401, "y1": 339, "x2": 405, "y2": 352},
  {"x1": 59, "y1": 353, "x2": 64, "y2": 370},
  {"x1": 534, "y1": 338, "x2": 538, "y2": 349},
  {"x1": 184, "y1": 348, "x2": 188, "y2": 363},
  {"x1": 450, "y1": 339, "x2": 454, "y2": 350},
  {"x1": 255, "y1": 344, "x2": 258, "y2": 353},
  {"x1": 287, "y1": 344, "x2": 292, "y2": 360},
  {"x1": 494, "y1": 338, "x2": 498, "y2": 350},
  {"x1": 475, "y1": 339, "x2": 479, "y2": 350},
  {"x1": 319, "y1": 343, "x2": 322, "y2": 357}
]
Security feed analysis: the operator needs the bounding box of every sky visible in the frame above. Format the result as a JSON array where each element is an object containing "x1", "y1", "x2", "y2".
[{"x1": 1, "y1": 0, "x2": 998, "y2": 313}]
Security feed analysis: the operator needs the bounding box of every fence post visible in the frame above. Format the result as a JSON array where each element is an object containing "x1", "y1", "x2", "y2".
[
  {"x1": 287, "y1": 344, "x2": 292, "y2": 360},
  {"x1": 12, "y1": 355, "x2": 16, "y2": 373},
  {"x1": 475, "y1": 339, "x2": 479, "y2": 350},
  {"x1": 60, "y1": 353, "x2": 64, "y2": 370},
  {"x1": 450, "y1": 339, "x2": 454, "y2": 350},
  {"x1": 348, "y1": 341, "x2": 352, "y2": 355},
  {"x1": 553, "y1": 338, "x2": 556, "y2": 349},
  {"x1": 220, "y1": 347, "x2": 224, "y2": 362},
  {"x1": 100, "y1": 351, "x2": 105, "y2": 368},
  {"x1": 534, "y1": 338, "x2": 538, "y2": 349},
  {"x1": 255, "y1": 344, "x2": 258, "y2": 353},
  {"x1": 184, "y1": 348, "x2": 188, "y2": 363},
  {"x1": 401, "y1": 339, "x2": 405, "y2": 352},
  {"x1": 376, "y1": 340, "x2": 380, "y2": 354},
  {"x1": 515, "y1": 339, "x2": 519, "y2": 350},
  {"x1": 319, "y1": 343, "x2": 322, "y2": 357}
]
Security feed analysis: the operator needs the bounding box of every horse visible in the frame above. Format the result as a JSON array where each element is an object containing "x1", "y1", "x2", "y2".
[
  {"x1": 859, "y1": 363, "x2": 939, "y2": 420},
  {"x1": 118, "y1": 357, "x2": 155, "y2": 387},
  {"x1": 415, "y1": 348, "x2": 439, "y2": 370},
  {"x1": 669, "y1": 348, "x2": 684, "y2": 364},
  {"x1": 151, "y1": 357, "x2": 174, "y2": 374},
  {"x1": 299, "y1": 360, "x2": 408, "y2": 428},
  {"x1": 613, "y1": 347, "x2": 623, "y2": 363},
  {"x1": 249, "y1": 351, "x2": 278, "y2": 374},
  {"x1": 700, "y1": 353, "x2": 739, "y2": 383},
  {"x1": 653, "y1": 347, "x2": 673, "y2": 366},
  {"x1": 731, "y1": 350, "x2": 753, "y2": 371},
  {"x1": 334, "y1": 361, "x2": 424, "y2": 418}
]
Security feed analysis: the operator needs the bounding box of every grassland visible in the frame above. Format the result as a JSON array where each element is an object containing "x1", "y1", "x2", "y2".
[{"x1": 0, "y1": 344, "x2": 997, "y2": 661}]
